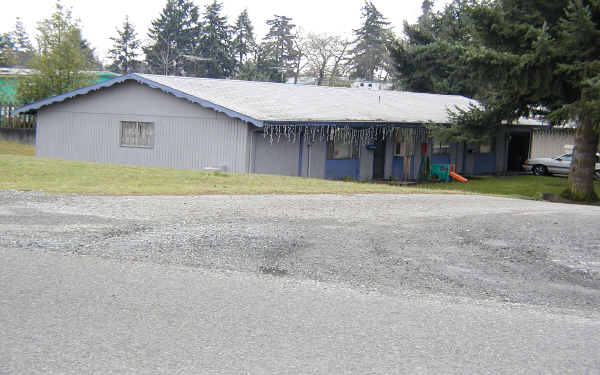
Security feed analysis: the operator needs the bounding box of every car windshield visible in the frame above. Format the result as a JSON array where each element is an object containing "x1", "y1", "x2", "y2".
[{"x1": 558, "y1": 153, "x2": 572, "y2": 161}]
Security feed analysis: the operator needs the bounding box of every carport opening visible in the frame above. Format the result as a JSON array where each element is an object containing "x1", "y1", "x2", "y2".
[{"x1": 507, "y1": 132, "x2": 531, "y2": 172}]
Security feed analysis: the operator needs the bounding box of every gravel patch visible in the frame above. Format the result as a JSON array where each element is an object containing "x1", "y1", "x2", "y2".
[{"x1": 1, "y1": 189, "x2": 599, "y2": 312}]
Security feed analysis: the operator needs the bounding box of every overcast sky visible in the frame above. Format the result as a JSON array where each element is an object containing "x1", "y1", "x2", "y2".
[{"x1": 1, "y1": 0, "x2": 451, "y2": 65}]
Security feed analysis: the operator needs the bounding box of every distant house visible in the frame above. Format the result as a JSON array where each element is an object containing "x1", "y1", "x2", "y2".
[
  {"x1": 351, "y1": 80, "x2": 393, "y2": 91},
  {"x1": 15, "y1": 73, "x2": 547, "y2": 180},
  {"x1": 0, "y1": 67, "x2": 120, "y2": 105}
]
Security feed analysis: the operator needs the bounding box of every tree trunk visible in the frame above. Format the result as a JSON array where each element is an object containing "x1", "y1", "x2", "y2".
[{"x1": 564, "y1": 118, "x2": 599, "y2": 201}]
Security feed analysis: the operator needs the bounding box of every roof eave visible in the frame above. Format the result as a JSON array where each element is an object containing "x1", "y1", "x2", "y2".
[
  {"x1": 263, "y1": 120, "x2": 448, "y2": 127},
  {"x1": 12, "y1": 73, "x2": 264, "y2": 127}
]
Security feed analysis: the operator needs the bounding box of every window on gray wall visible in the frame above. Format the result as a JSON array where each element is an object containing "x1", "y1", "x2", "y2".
[
  {"x1": 327, "y1": 139, "x2": 359, "y2": 159},
  {"x1": 120, "y1": 121, "x2": 154, "y2": 148}
]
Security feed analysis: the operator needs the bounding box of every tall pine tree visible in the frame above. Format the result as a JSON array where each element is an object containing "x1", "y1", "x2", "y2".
[
  {"x1": 392, "y1": 0, "x2": 600, "y2": 200},
  {"x1": 232, "y1": 9, "x2": 256, "y2": 69},
  {"x1": 260, "y1": 15, "x2": 297, "y2": 82},
  {"x1": 196, "y1": 0, "x2": 233, "y2": 78},
  {"x1": 0, "y1": 17, "x2": 34, "y2": 68},
  {"x1": 144, "y1": 0, "x2": 199, "y2": 75},
  {"x1": 389, "y1": 0, "x2": 477, "y2": 96},
  {"x1": 0, "y1": 33, "x2": 15, "y2": 67},
  {"x1": 350, "y1": 1, "x2": 393, "y2": 81},
  {"x1": 11, "y1": 18, "x2": 34, "y2": 59},
  {"x1": 108, "y1": 16, "x2": 141, "y2": 74},
  {"x1": 457, "y1": 0, "x2": 600, "y2": 200}
]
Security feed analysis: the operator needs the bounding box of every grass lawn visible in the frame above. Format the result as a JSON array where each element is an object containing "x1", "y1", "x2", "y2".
[
  {"x1": 418, "y1": 175, "x2": 600, "y2": 202},
  {"x1": 0, "y1": 141, "x2": 417, "y2": 195},
  {"x1": 1, "y1": 140, "x2": 598, "y2": 200}
]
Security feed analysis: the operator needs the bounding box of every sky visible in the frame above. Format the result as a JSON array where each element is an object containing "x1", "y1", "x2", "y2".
[{"x1": 1, "y1": 0, "x2": 452, "y2": 65}]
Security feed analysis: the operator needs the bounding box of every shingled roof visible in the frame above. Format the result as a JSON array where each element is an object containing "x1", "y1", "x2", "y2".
[{"x1": 15, "y1": 73, "x2": 478, "y2": 127}]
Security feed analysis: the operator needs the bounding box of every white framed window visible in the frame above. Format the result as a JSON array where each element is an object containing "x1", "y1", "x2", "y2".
[
  {"x1": 327, "y1": 139, "x2": 359, "y2": 159},
  {"x1": 120, "y1": 121, "x2": 154, "y2": 148}
]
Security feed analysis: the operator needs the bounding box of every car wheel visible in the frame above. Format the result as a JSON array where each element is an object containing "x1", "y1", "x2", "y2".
[
  {"x1": 532, "y1": 165, "x2": 547, "y2": 176},
  {"x1": 594, "y1": 170, "x2": 600, "y2": 181}
]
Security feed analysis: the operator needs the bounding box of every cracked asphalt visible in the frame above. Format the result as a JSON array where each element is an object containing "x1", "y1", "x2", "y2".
[{"x1": 1, "y1": 190, "x2": 599, "y2": 373}]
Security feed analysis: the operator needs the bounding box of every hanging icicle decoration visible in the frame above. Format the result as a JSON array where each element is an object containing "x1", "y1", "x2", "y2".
[{"x1": 262, "y1": 123, "x2": 426, "y2": 148}]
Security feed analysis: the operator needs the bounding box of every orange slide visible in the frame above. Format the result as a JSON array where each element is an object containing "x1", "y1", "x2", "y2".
[
  {"x1": 449, "y1": 171, "x2": 468, "y2": 183},
  {"x1": 449, "y1": 165, "x2": 468, "y2": 183}
]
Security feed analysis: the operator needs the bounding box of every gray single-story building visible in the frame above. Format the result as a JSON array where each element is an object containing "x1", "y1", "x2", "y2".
[{"x1": 15, "y1": 73, "x2": 544, "y2": 180}]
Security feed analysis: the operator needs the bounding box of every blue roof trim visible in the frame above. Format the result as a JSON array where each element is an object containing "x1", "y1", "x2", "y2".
[
  {"x1": 263, "y1": 121, "x2": 428, "y2": 128},
  {"x1": 13, "y1": 73, "x2": 264, "y2": 127}
]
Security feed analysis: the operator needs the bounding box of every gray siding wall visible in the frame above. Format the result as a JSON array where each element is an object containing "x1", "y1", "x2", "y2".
[
  {"x1": 35, "y1": 81, "x2": 250, "y2": 172},
  {"x1": 250, "y1": 133, "x2": 326, "y2": 178},
  {"x1": 253, "y1": 132, "x2": 299, "y2": 176},
  {"x1": 530, "y1": 129, "x2": 574, "y2": 158}
]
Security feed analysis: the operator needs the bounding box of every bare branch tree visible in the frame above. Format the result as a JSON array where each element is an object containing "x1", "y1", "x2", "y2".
[
  {"x1": 304, "y1": 33, "x2": 334, "y2": 86},
  {"x1": 292, "y1": 30, "x2": 309, "y2": 84},
  {"x1": 328, "y1": 37, "x2": 351, "y2": 86},
  {"x1": 301, "y1": 33, "x2": 351, "y2": 86}
]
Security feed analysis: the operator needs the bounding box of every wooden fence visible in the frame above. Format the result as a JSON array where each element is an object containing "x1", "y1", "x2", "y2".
[{"x1": 0, "y1": 105, "x2": 36, "y2": 129}]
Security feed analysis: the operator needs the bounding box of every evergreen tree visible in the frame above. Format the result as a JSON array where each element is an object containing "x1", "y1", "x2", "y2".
[
  {"x1": 108, "y1": 16, "x2": 141, "y2": 74},
  {"x1": 196, "y1": 0, "x2": 233, "y2": 78},
  {"x1": 79, "y1": 35, "x2": 103, "y2": 70},
  {"x1": 11, "y1": 18, "x2": 33, "y2": 53},
  {"x1": 0, "y1": 33, "x2": 15, "y2": 66},
  {"x1": 17, "y1": 2, "x2": 92, "y2": 104},
  {"x1": 392, "y1": 0, "x2": 600, "y2": 200},
  {"x1": 260, "y1": 15, "x2": 297, "y2": 82},
  {"x1": 232, "y1": 9, "x2": 256, "y2": 69},
  {"x1": 350, "y1": 1, "x2": 393, "y2": 81},
  {"x1": 389, "y1": 0, "x2": 477, "y2": 96},
  {"x1": 458, "y1": 0, "x2": 600, "y2": 200},
  {"x1": 235, "y1": 60, "x2": 271, "y2": 81},
  {"x1": 1, "y1": 18, "x2": 34, "y2": 67},
  {"x1": 144, "y1": 0, "x2": 199, "y2": 75}
]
